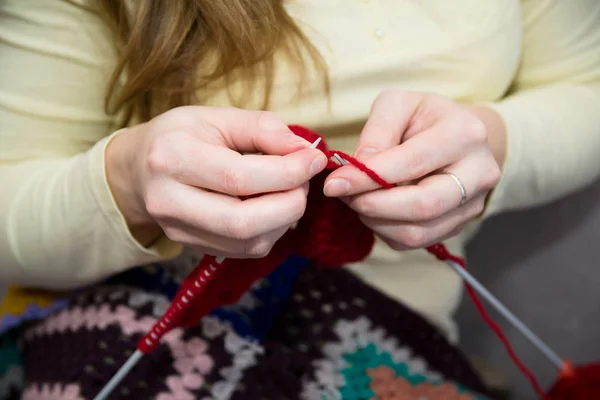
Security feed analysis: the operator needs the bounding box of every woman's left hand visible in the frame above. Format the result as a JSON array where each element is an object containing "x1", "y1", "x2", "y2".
[{"x1": 323, "y1": 90, "x2": 505, "y2": 250}]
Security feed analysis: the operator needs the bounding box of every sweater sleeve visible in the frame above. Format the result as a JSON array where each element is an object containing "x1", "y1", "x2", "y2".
[
  {"x1": 482, "y1": 0, "x2": 600, "y2": 218},
  {"x1": 0, "y1": 0, "x2": 181, "y2": 289}
]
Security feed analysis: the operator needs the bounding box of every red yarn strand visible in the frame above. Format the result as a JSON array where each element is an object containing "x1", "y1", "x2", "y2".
[
  {"x1": 464, "y1": 284, "x2": 550, "y2": 399},
  {"x1": 426, "y1": 243, "x2": 549, "y2": 398},
  {"x1": 324, "y1": 150, "x2": 395, "y2": 189}
]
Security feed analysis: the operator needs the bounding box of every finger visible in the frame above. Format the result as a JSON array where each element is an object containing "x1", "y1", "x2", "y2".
[
  {"x1": 172, "y1": 141, "x2": 326, "y2": 195},
  {"x1": 188, "y1": 106, "x2": 312, "y2": 155},
  {"x1": 325, "y1": 112, "x2": 486, "y2": 196},
  {"x1": 148, "y1": 181, "x2": 307, "y2": 240},
  {"x1": 346, "y1": 157, "x2": 491, "y2": 221},
  {"x1": 163, "y1": 222, "x2": 290, "y2": 259},
  {"x1": 360, "y1": 195, "x2": 486, "y2": 249},
  {"x1": 355, "y1": 92, "x2": 458, "y2": 160},
  {"x1": 379, "y1": 223, "x2": 467, "y2": 252},
  {"x1": 354, "y1": 91, "x2": 424, "y2": 160}
]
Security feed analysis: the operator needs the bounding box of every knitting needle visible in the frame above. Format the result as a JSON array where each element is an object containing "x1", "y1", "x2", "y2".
[
  {"x1": 93, "y1": 350, "x2": 143, "y2": 400},
  {"x1": 332, "y1": 153, "x2": 565, "y2": 371},
  {"x1": 332, "y1": 153, "x2": 347, "y2": 166},
  {"x1": 93, "y1": 255, "x2": 227, "y2": 400},
  {"x1": 445, "y1": 260, "x2": 564, "y2": 370}
]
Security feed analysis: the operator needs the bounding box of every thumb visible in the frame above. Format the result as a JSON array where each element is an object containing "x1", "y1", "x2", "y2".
[{"x1": 194, "y1": 107, "x2": 311, "y2": 155}]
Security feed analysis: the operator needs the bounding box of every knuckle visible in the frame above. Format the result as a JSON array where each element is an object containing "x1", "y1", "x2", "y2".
[
  {"x1": 461, "y1": 115, "x2": 487, "y2": 144},
  {"x1": 145, "y1": 142, "x2": 171, "y2": 175},
  {"x1": 387, "y1": 240, "x2": 408, "y2": 252},
  {"x1": 405, "y1": 151, "x2": 428, "y2": 178},
  {"x1": 481, "y1": 162, "x2": 502, "y2": 190},
  {"x1": 371, "y1": 90, "x2": 408, "y2": 120},
  {"x1": 281, "y1": 157, "x2": 306, "y2": 187},
  {"x1": 144, "y1": 192, "x2": 171, "y2": 220},
  {"x1": 243, "y1": 237, "x2": 274, "y2": 258},
  {"x1": 353, "y1": 195, "x2": 377, "y2": 218},
  {"x1": 284, "y1": 190, "x2": 308, "y2": 223},
  {"x1": 488, "y1": 163, "x2": 502, "y2": 186},
  {"x1": 363, "y1": 118, "x2": 390, "y2": 137},
  {"x1": 291, "y1": 195, "x2": 308, "y2": 220},
  {"x1": 220, "y1": 240, "x2": 245, "y2": 258},
  {"x1": 471, "y1": 199, "x2": 486, "y2": 217},
  {"x1": 256, "y1": 111, "x2": 285, "y2": 131},
  {"x1": 398, "y1": 226, "x2": 428, "y2": 249},
  {"x1": 221, "y1": 242, "x2": 245, "y2": 258},
  {"x1": 223, "y1": 213, "x2": 256, "y2": 241},
  {"x1": 145, "y1": 130, "x2": 188, "y2": 175},
  {"x1": 162, "y1": 226, "x2": 184, "y2": 244},
  {"x1": 375, "y1": 89, "x2": 402, "y2": 105},
  {"x1": 160, "y1": 107, "x2": 196, "y2": 128},
  {"x1": 412, "y1": 196, "x2": 444, "y2": 220},
  {"x1": 221, "y1": 164, "x2": 248, "y2": 195}
]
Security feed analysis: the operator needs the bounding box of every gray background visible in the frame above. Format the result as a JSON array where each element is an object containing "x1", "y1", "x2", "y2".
[
  {"x1": 457, "y1": 179, "x2": 600, "y2": 399},
  {"x1": 1, "y1": 181, "x2": 599, "y2": 399}
]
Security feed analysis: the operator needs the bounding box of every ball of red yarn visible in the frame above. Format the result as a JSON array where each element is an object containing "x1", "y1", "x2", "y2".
[{"x1": 548, "y1": 363, "x2": 600, "y2": 400}]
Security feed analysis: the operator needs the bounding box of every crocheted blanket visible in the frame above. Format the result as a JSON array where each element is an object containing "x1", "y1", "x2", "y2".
[{"x1": 0, "y1": 254, "x2": 492, "y2": 400}]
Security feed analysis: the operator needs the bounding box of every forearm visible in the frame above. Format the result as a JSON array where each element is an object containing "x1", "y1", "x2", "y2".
[
  {"x1": 0, "y1": 137, "x2": 180, "y2": 290},
  {"x1": 480, "y1": 83, "x2": 600, "y2": 218}
]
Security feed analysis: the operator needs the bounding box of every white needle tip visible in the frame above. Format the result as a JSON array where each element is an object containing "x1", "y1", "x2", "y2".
[
  {"x1": 333, "y1": 153, "x2": 349, "y2": 165},
  {"x1": 309, "y1": 138, "x2": 322, "y2": 149}
]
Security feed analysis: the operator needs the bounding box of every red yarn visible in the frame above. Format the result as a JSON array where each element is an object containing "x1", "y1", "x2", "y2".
[
  {"x1": 138, "y1": 125, "x2": 597, "y2": 400},
  {"x1": 428, "y1": 243, "x2": 550, "y2": 399}
]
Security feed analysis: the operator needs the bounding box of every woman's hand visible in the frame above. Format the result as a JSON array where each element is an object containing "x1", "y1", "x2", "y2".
[
  {"x1": 107, "y1": 106, "x2": 327, "y2": 258},
  {"x1": 324, "y1": 90, "x2": 506, "y2": 250}
]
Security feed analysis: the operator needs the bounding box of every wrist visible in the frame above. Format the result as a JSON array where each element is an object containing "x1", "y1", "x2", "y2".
[
  {"x1": 465, "y1": 104, "x2": 507, "y2": 169},
  {"x1": 106, "y1": 125, "x2": 162, "y2": 243}
]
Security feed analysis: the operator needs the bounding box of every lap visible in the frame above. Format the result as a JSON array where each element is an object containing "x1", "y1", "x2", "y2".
[{"x1": 6, "y1": 258, "x2": 492, "y2": 400}]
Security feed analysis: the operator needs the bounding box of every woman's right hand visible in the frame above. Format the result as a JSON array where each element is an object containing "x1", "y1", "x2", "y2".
[{"x1": 106, "y1": 106, "x2": 327, "y2": 258}]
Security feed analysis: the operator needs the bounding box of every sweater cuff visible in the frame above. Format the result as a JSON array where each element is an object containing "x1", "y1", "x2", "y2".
[{"x1": 88, "y1": 130, "x2": 183, "y2": 263}]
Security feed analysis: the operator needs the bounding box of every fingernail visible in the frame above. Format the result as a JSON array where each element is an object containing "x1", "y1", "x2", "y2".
[
  {"x1": 324, "y1": 178, "x2": 350, "y2": 197},
  {"x1": 310, "y1": 153, "x2": 327, "y2": 176},
  {"x1": 356, "y1": 146, "x2": 380, "y2": 160}
]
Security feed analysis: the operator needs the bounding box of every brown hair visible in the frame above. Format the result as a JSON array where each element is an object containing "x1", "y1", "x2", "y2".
[{"x1": 93, "y1": 1, "x2": 329, "y2": 126}]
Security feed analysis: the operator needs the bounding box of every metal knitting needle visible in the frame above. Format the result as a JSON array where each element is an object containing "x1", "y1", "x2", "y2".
[
  {"x1": 93, "y1": 350, "x2": 143, "y2": 400},
  {"x1": 445, "y1": 260, "x2": 563, "y2": 370},
  {"x1": 93, "y1": 255, "x2": 226, "y2": 400},
  {"x1": 332, "y1": 152, "x2": 347, "y2": 166},
  {"x1": 310, "y1": 137, "x2": 322, "y2": 149},
  {"x1": 333, "y1": 153, "x2": 564, "y2": 371}
]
